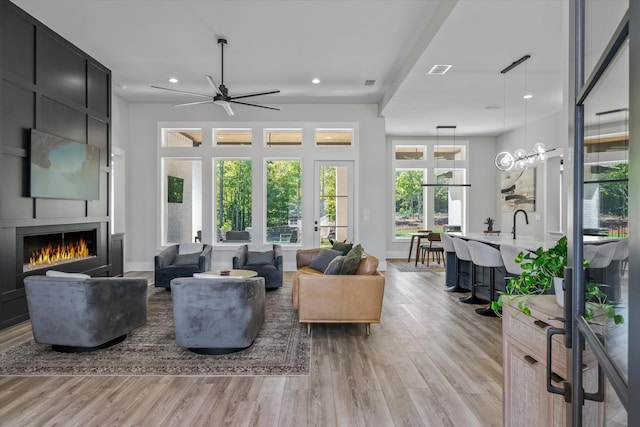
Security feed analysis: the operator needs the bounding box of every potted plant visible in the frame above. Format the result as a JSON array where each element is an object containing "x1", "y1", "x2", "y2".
[
  {"x1": 484, "y1": 217, "x2": 495, "y2": 232},
  {"x1": 492, "y1": 236, "x2": 623, "y2": 325}
]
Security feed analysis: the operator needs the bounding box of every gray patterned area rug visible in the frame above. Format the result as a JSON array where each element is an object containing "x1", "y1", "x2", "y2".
[{"x1": 0, "y1": 280, "x2": 310, "y2": 377}]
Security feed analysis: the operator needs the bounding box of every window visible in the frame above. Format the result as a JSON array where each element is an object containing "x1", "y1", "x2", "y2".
[
  {"x1": 214, "y1": 159, "x2": 252, "y2": 242},
  {"x1": 394, "y1": 169, "x2": 425, "y2": 237},
  {"x1": 392, "y1": 139, "x2": 468, "y2": 238},
  {"x1": 395, "y1": 145, "x2": 426, "y2": 160},
  {"x1": 434, "y1": 169, "x2": 464, "y2": 231},
  {"x1": 315, "y1": 129, "x2": 353, "y2": 147},
  {"x1": 265, "y1": 160, "x2": 302, "y2": 243},
  {"x1": 434, "y1": 144, "x2": 465, "y2": 160},
  {"x1": 162, "y1": 159, "x2": 202, "y2": 245},
  {"x1": 163, "y1": 129, "x2": 202, "y2": 147},
  {"x1": 264, "y1": 129, "x2": 303, "y2": 147},
  {"x1": 214, "y1": 128, "x2": 252, "y2": 146}
]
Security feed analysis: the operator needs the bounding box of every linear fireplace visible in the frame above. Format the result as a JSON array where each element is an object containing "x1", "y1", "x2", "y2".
[{"x1": 17, "y1": 224, "x2": 101, "y2": 274}]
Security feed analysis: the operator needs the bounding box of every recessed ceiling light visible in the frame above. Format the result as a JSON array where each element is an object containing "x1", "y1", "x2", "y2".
[
  {"x1": 312, "y1": 78, "x2": 320, "y2": 84},
  {"x1": 168, "y1": 77, "x2": 179, "y2": 83},
  {"x1": 523, "y1": 94, "x2": 533, "y2": 99},
  {"x1": 428, "y1": 65, "x2": 452, "y2": 75}
]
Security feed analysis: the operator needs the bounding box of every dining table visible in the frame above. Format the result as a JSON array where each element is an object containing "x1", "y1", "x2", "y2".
[{"x1": 407, "y1": 231, "x2": 432, "y2": 266}]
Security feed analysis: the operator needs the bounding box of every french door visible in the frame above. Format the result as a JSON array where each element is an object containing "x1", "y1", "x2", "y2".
[
  {"x1": 314, "y1": 161, "x2": 354, "y2": 247},
  {"x1": 566, "y1": 1, "x2": 637, "y2": 425}
]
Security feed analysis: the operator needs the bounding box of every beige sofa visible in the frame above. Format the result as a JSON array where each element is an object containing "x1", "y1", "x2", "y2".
[{"x1": 292, "y1": 248, "x2": 385, "y2": 335}]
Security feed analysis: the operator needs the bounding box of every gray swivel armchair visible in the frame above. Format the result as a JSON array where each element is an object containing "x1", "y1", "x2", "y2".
[
  {"x1": 154, "y1": 244, "x2": 212, "y2": 288},
  {"x1": 171, "y1": 276, "x2": 266, "y2": 354},
  {"x1": 233, "y1": 244, "x2": 283, "y2": 289},
  {"x1": 24, "y1": 275, "x2": 148, "y2": 352}
]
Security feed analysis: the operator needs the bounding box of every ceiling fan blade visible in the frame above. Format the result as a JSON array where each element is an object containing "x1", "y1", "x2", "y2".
[
  {"x1": 231, "y1": 100, "x2": 281, "y2": 111},
  {"x1": 174, "y1": 100, "x2": 214, "y2": 107},
  {"x1": 230, "y1": 89, "x2": 280, "y2": 100},
  {"x1": 205, "y1": 75, "x2": 223, "y2": 95},
  {"x1": 151, "y1": 85, "x2": 213, "y2": 99}
]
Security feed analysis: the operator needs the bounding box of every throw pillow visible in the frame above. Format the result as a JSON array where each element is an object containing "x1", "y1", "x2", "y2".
[
  {"x1": 331, "y1": 241, "x2": 353, "y2": 255},
  {"x1": 324, "y1": 255, "x2": 345, "y2": 275},
  {"x1": 246, "y1": 250, "x2": 274, "y2": 266},
  {"x1": 309, "y1": 249, "x2": 342, "y2": 272},
  {"x1": 45, "y1": 270, "x2": 90, "y2": 279},
  {"x1": 174, "y1": 252, "x2": 201, "y2": 265},
  {"x1": 178, "y1": 243, "x2": 203, "y2": 255},
  {"x1": 339, "y1": 244, "x2": 363, "y2": 275}
]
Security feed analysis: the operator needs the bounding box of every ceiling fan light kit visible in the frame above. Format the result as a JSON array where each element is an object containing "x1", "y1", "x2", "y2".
[{"x1": 152, "y1": 38, "x2": 280, "y2": 116}]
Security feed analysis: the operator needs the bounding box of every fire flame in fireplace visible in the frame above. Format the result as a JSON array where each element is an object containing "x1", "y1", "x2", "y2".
[{"x1": 29, "y1": 238, "x2": 91, "y2": 268}]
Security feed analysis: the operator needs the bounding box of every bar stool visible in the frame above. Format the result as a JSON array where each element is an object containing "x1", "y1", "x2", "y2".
[
  {"x1": 612, "y1": 239, "x2": 628, "y2": 276},
  {"x1": 500, "y1": 244, "x2": 534, "y2": 313},
  {"x1": 442, "y1": 233, "x2": 465, "y2": 293},
  {"x1": 584, "y1": 242, "x2": 618, "y2": 300},
  {"x1": 451, "y1": 238, "x2": 487, "y2": 304},
  {"x1": 466, "y1": 240, "x2": 503, "y2": 314}
]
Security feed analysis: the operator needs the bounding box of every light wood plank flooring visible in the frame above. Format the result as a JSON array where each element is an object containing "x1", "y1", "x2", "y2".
[{"x1": 0, "y1": 261, "x2": 503, "y2": 426}]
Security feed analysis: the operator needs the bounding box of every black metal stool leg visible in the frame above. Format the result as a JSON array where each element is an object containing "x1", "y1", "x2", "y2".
[
  {"x1": 446, "y1": 256, "x2": 469, "y2": 293},
  {"x1": 475, "y1": 266, "x2": 498, "y2": 316},
  {"x1": 460, "y1": 265, "x2": 490, "y2": 305}
]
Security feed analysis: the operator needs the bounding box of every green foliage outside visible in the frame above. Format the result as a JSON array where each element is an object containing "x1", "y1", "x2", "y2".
[
  {"x1": 319, "y1": 166, "x2": 337, "y2": 222},
  {"x1": 266, "y1": 160, "x2": 302, "y2": 228},
  {"x1": 394, "y1": 169, "x2": 451, "y2": 236},
  {"x1": 216, "y1": 160, "x2": 252, "y2": 231},
  {"x1": 598, "y1": 162, "x2": 628, "y2": 217}
]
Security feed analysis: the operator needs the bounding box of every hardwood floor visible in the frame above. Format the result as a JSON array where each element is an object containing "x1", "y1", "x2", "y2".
[{"x1": 0, "y1": 261, "x2": 504, "y2": 427}]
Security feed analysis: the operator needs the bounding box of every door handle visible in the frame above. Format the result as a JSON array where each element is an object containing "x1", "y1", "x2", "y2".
[{"x1": 547, "y1": 327, "x2": 570, "y2": 402}]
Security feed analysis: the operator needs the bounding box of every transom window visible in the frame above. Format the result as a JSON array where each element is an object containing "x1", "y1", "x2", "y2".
[
  {"x1": 264, "y1": 129, "x2": 303, "y2": 147},
  {"x1": 163, "y1": 129, "x2": 202, "y2": 147},
  {"x1": 214, "y1": 128, "x2": 252, "y2": 146},
  {"x1": 315, "y1": 129, "x2": 353, "y2": 147}
]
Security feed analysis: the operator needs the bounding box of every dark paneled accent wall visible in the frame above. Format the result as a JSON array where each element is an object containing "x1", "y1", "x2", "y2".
[{"x1": 0, "y1": 0, "x2": 112, "y2": 330}]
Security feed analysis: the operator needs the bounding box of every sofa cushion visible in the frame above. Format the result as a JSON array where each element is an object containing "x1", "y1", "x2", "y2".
[
  {"x1": 340, "y1": 244, "x2": 363, "y2": 275},
  {"x1": 356, "y1": 254, "x2": 379, "y2": 275},
  {"x1": 174, "y1": 252, "x2": 201, "y2": 265},
  {"x1": 324, "y1": 255, "x2": 345, "y2": 275},
  {"x1": 309, "y1": 249, "x2": 342, "y2": 272},
  {"x1": 331, "y1": 242, "x2": 353, "y2": 255},
  {"x1": 179, "y1": 243, "x2": 203, "y2": 255},
  {"x1": 246, "y1": 250, "x2": 274, "y2": 266}
]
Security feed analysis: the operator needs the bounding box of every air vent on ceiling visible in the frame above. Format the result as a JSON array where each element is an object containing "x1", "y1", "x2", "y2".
[
  {"x1": 428, "y1": 64, "x2": 452, "y2": 75},
  {"x1": 364, "y1": 79, "x2": 376, "y2": 86}
]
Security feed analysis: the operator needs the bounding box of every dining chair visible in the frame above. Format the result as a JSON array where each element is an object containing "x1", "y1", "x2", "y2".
[{"x1": 420, "y1": 232, "x2": 445, "y2": 266}]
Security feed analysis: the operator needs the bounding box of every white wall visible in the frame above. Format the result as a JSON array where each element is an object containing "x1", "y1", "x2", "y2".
[
  {"x1": 496, "y1": 111, "x2": 567, "y2": 240},
  {"x1": 115, "y1": 102, "x2": 387, "y2": 271}
]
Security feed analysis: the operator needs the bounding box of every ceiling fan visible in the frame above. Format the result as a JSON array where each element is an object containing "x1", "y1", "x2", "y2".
[{"x1": 151, "y1": 38, "x2": 280, "y2": 116}]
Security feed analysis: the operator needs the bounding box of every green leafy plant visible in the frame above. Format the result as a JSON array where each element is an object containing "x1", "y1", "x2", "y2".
[
  {"x1": 491, "y1": 236, "x2": 623, "y2": 326},
  {"x1": 484, "y1": 217, "x2": 495, "y2": 229}
]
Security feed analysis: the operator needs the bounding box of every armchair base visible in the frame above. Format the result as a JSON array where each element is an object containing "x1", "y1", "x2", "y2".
[
  {"x1": 188, "y1": 346, "x2": 250, "y2": 355},
  {"x1": 52, "y1": 334, "x2": 127, "y2": 353}
]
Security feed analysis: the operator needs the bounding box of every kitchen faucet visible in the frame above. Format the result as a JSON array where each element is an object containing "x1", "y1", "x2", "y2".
[{"x1": 512, "y1": 209, "x2": 529, "y2": 240}]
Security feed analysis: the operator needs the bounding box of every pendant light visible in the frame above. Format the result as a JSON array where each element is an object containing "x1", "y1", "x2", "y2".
[
  {"x1": 422, "y1": 125, "x2": 470, "y2": 187},
  {"x1": 493, "y1": 55, "x2": 552, "y2": 172}
]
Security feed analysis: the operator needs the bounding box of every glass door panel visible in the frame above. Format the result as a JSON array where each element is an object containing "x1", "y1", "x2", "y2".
[
  {"x1": 573, "y1": 3, "x2": 630, "y2": 424},
  {"x1": 315, "y1": 162, "x2": 353, "y2": 248}
]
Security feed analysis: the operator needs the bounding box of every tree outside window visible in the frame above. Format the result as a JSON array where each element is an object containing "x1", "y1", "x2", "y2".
[
  {"x1": 394, "y1": 169, "x2": 424, "y2": 237},
  {"x1": 266, "y1": 160, "x2": 302, "y2": 243},
  {"x1": 215, "y1": 160, "x2": 252, "y2": 241}
]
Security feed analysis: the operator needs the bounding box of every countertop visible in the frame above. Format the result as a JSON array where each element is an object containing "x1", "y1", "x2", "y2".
[{"x1": 446, "y1": 232, "x2": 618, "y2": 251}]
